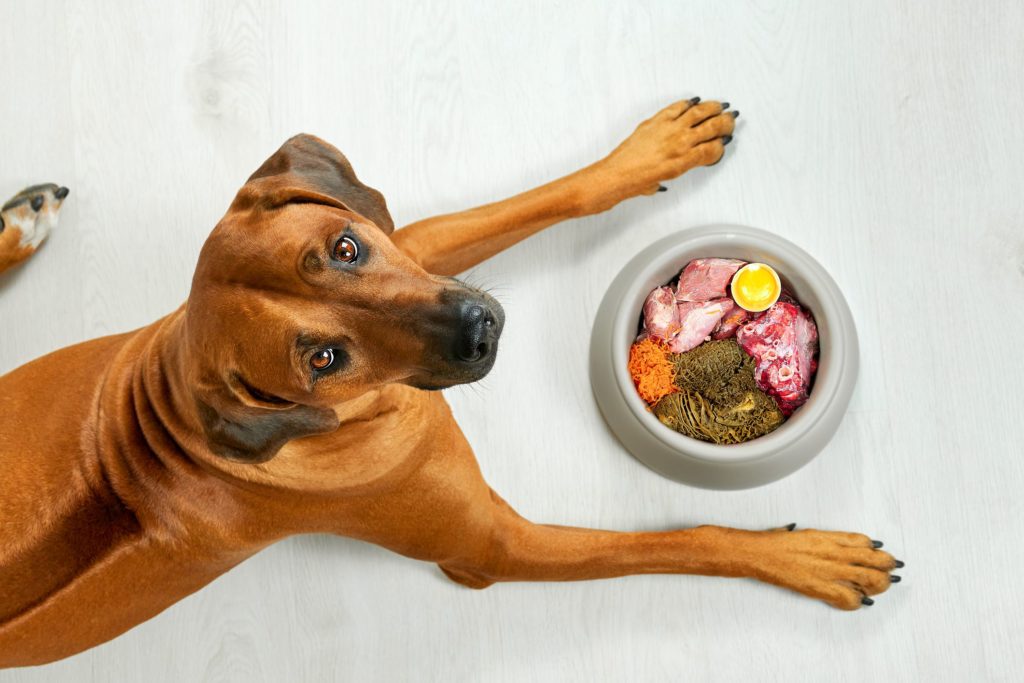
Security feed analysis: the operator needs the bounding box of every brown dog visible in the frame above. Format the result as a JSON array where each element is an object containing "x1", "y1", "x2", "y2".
[{"x1": 0, "y1": 99, "x2": 899, "y2": 668}]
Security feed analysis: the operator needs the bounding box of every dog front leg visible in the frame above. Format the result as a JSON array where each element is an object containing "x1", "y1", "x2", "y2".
[
  {"x1": 439, "y1": 493, "x2": 901, "y2": 610},
  {"x1": 392, "y1": 99, "x2": 736, "y2": 276},
  {"x1": 0, "y1": 225, "x2": 35, "y2": 275}
]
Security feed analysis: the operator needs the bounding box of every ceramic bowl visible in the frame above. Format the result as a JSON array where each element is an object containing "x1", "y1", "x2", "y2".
[{"x1": 589, "y1": 224, "x2": 859, "y2": 490}]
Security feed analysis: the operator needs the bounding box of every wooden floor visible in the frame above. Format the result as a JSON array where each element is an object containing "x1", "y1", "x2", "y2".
[{"x1": 2, "y1": 1, "x2": 1023, "y2": 680}]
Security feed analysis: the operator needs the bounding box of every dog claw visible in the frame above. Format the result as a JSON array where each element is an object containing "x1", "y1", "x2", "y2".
[
  {"x1": 721, "y1": 102, "x2": 730, "y2": 110},
  {"x1": 894, "y1": 560, "x2": 905, "y2": 568},
  {"x1": 871, "y1": 540, "x2": 883, "y2": 548},
  {"x1": 689, "y1": 96, "x2": 701, "y2": 105},
  {"x1": 861, "y1": 596, "x2": 874, "y2": 606},
  {"x1": 657, "y1": 185, "x2": 668, "y2": 192},
  {"x1": 784, "y1": 523, "x2": 796, "y2": 531},
  {"x1": 731, "y1": 110, "x2": 740, "y2": 119},
  {"x1": 890, "y1": 575, "x2": 901, "y2": 583},
  {"x1": 722, "y1": 135, "x2": 733, "y2": 146}
]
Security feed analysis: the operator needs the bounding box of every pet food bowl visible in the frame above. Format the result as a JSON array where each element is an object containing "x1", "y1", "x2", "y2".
[{"x1": 589, "y1": 224, "x2": 859, "y2": 490}]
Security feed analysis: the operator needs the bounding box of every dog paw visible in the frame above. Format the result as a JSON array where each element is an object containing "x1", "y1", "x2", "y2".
[
  {"x1": 0, "y1": 184, "x2": 70, "y2": 274},
  {"x1": 741, "y1": 527, "x2": 903, "y2": 610},
  {"x1": 1, "y1": 184, "x2": 69, "y2": 247},
  {"x1": 600, "y1": 97, "x2": 738, "y2": 197}
]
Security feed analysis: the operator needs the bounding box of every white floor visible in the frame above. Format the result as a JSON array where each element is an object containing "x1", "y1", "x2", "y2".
[{"x1": 2, "y1": 1, "x2": 1023, "y2": 681}]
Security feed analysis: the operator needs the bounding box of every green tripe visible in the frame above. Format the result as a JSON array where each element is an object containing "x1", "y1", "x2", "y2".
[{"x1": 653, "y1": 340, "x2": 784, "y2": 445}]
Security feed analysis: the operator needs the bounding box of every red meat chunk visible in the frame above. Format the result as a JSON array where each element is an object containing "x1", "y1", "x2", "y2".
[
  {"x1": 735, "y1": 301, "x2": 819, "y2": 416},
  {"x1": 711, "y1": 299, "x2": 749, "y2": 340},
  {"x1": 675, "y1": 258, "x2": 746, "y2": 302},
  {"x1": 641, "y1": 286, "x2": 680, "y2": 341},
  {"x1": 667, "y1": 298, "x2": 730, "y2": 353}
]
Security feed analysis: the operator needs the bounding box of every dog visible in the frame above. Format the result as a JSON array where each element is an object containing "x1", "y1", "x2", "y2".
[
  {"x1": 0, "y1": 184, "x2": 70, "y2": 275},
  {"x1": 0, "y1": 98, "x2": 900, "y2": 668}
]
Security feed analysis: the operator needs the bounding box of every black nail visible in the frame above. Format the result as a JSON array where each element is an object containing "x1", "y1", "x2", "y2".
[
  {"x1": 731, "y1": 110, "x2": 740, "y2": 119},
  {"x1": 890, "y1": 575, "x2": 901, "y2": 583},
  {"x1": 55, "y1": 186, "x2": 70, "y2": 200},
  {"x1": 31, "y1": 195, "x2": 44, "y2": 211},
  {"x1": 722, "y1": 135, "x2": 733, "y2": 145},
  {"x1": 872, "y1": 540, "x2": 883, "y2": 548},
  {"x1": 861, "y1": 597, "x2": 874, "y2": 606},
  {"x1": 721, "y1": 101, "x2": 730, "y2": 110},
  {"x1": 894, "y1": 560, "x2": 905, "y2": 568},
  {"x1": 784, "y1": 523, "x2": 796, "y2": 531},
  {"x1": 657, "y1": 185, "x2": 668, "y2": 192},
  {"x1": 689, "y1": 96, "x2": 700, "y2": 105}
]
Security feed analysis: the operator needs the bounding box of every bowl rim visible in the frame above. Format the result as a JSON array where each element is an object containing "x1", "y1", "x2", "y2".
[{"x1": 609, "y1": 224, "x2": 854, "y2": 465}]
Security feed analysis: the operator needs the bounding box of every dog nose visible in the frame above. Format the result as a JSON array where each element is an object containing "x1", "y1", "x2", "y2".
[
  {"x1": 54, "y1": 186, "x2": 70, "y2": 200},
  {"x1": 455, "y1": 301, "x2": 500, "y2": 363}
]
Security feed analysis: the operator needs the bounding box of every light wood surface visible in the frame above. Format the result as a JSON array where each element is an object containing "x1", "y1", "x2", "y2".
[{"x1": 2, "y1": 1, "x2": 1022, "y2": 680}]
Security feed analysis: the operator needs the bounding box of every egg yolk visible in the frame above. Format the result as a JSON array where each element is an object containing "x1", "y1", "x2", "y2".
[{"x1": 731, "y1": 263, "x2": 781, "y2": 312}]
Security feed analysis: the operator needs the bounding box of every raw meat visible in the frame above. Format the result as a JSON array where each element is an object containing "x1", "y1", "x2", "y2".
[
  {"x1": 711, "y1": 299, "x2": 749, "y2": 340},
  {"x1": 676, "y1": 258, "x2": 746, "y2": 302},
  {"x1": 642, "y1": 286, "x2": 680, "y2": 341},
  {"x1": 667, "y1": 298, "x2": 730, "y2": 353},
  {"x1": 735, "y1": 301, "x2": 819, "y2": 416}
]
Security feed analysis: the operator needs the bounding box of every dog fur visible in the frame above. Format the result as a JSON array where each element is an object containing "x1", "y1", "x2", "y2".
[
  {"x1": 0, "y1": 184, "x2": 69, "y2": 275},
  {"x1": 0, "y1": 100, "x2": 898, "y2": 668}
]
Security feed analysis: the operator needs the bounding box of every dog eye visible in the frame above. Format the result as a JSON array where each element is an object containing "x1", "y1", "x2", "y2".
[
  {"x1": 333, "y1": 236, "x2": 359, "y2": 263},
  {"x1": 310, "y1": 349, "x2": 335, "y2": 371}
]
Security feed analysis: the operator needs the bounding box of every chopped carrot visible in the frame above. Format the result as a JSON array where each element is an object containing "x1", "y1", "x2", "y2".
[{"x1": 627, "y1": 338, "x2": 677, "y2": 405}]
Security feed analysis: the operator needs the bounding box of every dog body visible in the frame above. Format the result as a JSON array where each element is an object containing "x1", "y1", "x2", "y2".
[
  {"x1": 0, "y1": 316, "x2": 476, "y2": 665},
  {"x1": 0, "y1": 100, "x2": 897, "y2": 668}
]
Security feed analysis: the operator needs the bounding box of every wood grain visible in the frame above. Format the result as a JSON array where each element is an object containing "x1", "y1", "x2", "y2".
[{"x1": 2, "y1": 0, "x2": 1023, "y2": 680}]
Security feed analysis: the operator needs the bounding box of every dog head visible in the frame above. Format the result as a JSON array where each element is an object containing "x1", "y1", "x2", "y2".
[{"x1": 184, "y1": 135, "x2": 504, "y2": 463}]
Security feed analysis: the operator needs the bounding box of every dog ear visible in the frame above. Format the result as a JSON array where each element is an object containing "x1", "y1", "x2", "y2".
[
  {"x1": 195, "y1": 389, "x2": 340, "y2": 464},
  {"x1": 234, "y1": 134, "x2": 395, "y2": 234}
]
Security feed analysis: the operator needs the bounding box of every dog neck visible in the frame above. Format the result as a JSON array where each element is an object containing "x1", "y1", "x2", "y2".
[{"x1": 92, "y1": 307, "x2": 439, "y2": 541}]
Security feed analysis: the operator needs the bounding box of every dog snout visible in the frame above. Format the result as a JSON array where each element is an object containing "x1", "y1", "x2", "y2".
[{"x1": 455, "y1": 299, "x2": 503, "y2": 364}]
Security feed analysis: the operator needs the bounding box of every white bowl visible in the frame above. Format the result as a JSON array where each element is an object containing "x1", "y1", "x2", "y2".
[{"x1": 589, "y1": 224, "x2": 859, "y2": 490}]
